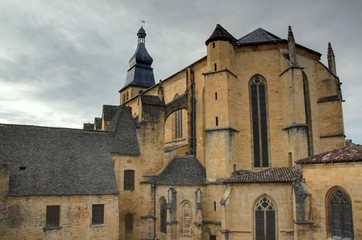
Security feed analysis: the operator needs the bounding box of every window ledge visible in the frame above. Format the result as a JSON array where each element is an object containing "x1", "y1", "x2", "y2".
[
  {"x1": 43, "y1": 226, "x2": 62, "y2": 231},
  {"x1": 90, "y1": 224, "x2": 104, "y2": 228}
]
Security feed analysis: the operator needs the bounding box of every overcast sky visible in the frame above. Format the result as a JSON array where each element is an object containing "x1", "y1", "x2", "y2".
[{"x1": 0, "y1": 0, "x2": 361, "y2": 143}]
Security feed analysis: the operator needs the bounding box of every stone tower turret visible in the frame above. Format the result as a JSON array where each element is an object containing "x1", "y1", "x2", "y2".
[{"x1": 203, "y1": 24, "x2": 239, "y2": 180}]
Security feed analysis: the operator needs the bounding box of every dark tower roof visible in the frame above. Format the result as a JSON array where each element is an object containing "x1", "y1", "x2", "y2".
[
  {"x1": 120, "y1": 26, "x2": 155, "y2": 91},
  {"x1": 237, "y1": 28, "x2": 282, "y2": 45},
  {"x1": 205, "y1": 24, "x2": 237, "y2": 45}
]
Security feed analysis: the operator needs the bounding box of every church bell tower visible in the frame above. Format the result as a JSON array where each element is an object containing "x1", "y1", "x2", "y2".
[{"x1": 119, "y1": 26, "x2": 155, "y2": 104}]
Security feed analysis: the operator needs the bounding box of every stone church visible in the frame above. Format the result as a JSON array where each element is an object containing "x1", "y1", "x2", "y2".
[{"x1": 0, "y1": 24, "x2": 361, "y2": 240}]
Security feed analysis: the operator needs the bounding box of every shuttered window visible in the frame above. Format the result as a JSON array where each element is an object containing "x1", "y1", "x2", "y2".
[
  {"x1": 46, "y1": 205, "x2": 60, "y2": 228},
  {"x1": 124, "y1": 170, "x2": 135, "y2": 191}
]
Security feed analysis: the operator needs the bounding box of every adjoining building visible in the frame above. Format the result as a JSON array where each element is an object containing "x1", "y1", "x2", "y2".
[{"x1": 1, "y1": 24, "x2": 361, "y2": 240}]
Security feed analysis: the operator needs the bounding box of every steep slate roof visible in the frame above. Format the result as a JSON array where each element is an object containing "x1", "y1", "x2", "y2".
[
  {"x1": 223, "y1": 166, "x2": 301, "y2": 183},
  {"x1": 237, "y1": 28, "x2": 283, "y2": 45},
  {"x1": 106, "y1": 107, "x2": 140, "y2": 155},
  {"x1": 205, "y1": 24, "x2": 237, "y2": 45},
  {"x1": 0, "y1": 107, "x2": 139, "y2": 196},
  {"x1": 296, "y1": 145, "x2": 362, "y2": 164},
  {"x1": 155, "y1": 155, "x2": 206, "y2": 185}
]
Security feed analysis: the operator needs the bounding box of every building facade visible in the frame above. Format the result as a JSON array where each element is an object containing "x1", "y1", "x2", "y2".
[{"x1": 0, "y1": 24, "x2": 361, "y2": 240}]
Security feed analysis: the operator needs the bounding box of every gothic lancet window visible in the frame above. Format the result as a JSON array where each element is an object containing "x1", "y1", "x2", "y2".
[
  {"x1": 328, "y1": 188, "x2": 353, "y2": 239},
  {"x1": 160, "y1": 197, "x2": 167, "y2": 234},
  {"x1": 255, "y1": 196, "x2": 276, "y2": 240},
  {"x1": 250, "y1": 75, "x2": 269, "y2": 168},
  {"x1": 175, "y1": 109, "x2": 183, "y2": 139},
  {"x1": 173, "y1": 94, "x2": 183, "y2": 139}
]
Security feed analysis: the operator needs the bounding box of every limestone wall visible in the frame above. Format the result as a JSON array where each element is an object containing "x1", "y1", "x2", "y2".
[
  {"x1": 301, "y1": 163, "x2": 362, "y2": 240},
  {"x1": 0, "y1": 194, "x2": 119, "y2": 240},
  {"x1": 222, "y1": 183, "x2": 295, "y2": 240}
]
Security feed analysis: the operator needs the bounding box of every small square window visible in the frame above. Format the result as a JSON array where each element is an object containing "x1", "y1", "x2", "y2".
[
  {"x1": 46, "y1": 205, "x2": 60, "y2": 228},
  {"x1": 92, "y1": 204, "x2": 104, "y2": 225}
]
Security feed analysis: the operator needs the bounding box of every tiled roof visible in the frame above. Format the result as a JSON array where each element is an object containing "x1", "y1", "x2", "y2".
[
  {"x1": 296, "y1": 145, "x2": 362, "y2": 164},
  {"x1": 155, "y1": 155, "x2": 206, "y2": 185},
  {"x1": 237, "y1": 28, "x2": 283, "y2": 45},
  {"x1": 0, "y1": 107, "x2": 139, "y2": 196},
  {"x1": 205, "y1": 24, "x2": 237, "y2": 45},
  {"x1": 223, "y1": 166, "x2": 301, "y2": 183},
  {"x1": 105, "y1": 107, "x2": 140, "y2": 155}
]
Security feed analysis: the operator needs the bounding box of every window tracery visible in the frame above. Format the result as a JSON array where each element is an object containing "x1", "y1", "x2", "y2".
[
  {"x1": 255, "y1": 196, "x2": 276, "y2": 240},
  {"x1": 250, "y1": 75, "x2": 269, "y2": 168}
]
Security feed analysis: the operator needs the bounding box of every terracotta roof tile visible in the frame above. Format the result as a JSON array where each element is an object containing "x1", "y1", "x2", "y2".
[
  {"x1": 223, "y1": 166, "x2": 301, "y2": 183},
  {"x1": 296, "y1": 145, "x2": 362, "y2": 164}
]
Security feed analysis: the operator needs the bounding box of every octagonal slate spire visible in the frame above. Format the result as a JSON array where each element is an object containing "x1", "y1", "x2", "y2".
[{"x1": 121, "y1": 26, "x2": 155, "y2": 91}]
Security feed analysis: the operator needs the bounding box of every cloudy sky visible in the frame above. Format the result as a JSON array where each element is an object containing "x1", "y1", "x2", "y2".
[{"x1": 0, "y1": 0, "x2": 361, "y2": 143}]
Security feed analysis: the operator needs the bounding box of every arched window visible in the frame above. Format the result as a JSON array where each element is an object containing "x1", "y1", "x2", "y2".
[
  {"x1": 181, "y1": 201, "x2": 192, "y2": 236},
  {"x1": 174, "y1": 109, "x2": 183, "y2": 139},
  {"x1": 124, "y1": 170, "x2": 135, "y2": 191},
  {"x1": 160, "y1": 197, "x2": 167, "y2": 234},
  {"x1": 173, "y1": 94, "x2": 183, "y2": 139},
  {"x1": 125, "y1": 213, "x2": 133, "y2": 232},
  {"x1": 250, "y1": 75, "x2": 269, "y2": 168},
  {"x1": 328, "y1": 188, "x2": 353, "y2": 239},
  {"x1": 255, "y1": 196, "x2": 276, "y2": 240},
  {"x1": 168, "y1": 188, "x2": 177, "y2": 222}
]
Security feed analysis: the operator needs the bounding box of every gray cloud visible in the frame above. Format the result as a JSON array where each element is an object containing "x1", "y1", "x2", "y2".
[{"x1": 0, "y1": 0, "x2": 361, "y2": 143}]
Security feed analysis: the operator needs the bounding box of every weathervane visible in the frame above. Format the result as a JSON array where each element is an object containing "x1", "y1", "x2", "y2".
[{"x1": 140, "y1": 20, "x2": 145, "y2": 25}]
